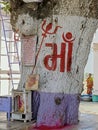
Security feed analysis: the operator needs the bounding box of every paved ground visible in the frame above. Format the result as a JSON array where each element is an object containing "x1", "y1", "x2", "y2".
[
  {"x1": 0, "y1": 101, "x2": 98, "y2": 130},
  {"x1": 79, "y1": 101, "x2": 98, "y2": 115}
]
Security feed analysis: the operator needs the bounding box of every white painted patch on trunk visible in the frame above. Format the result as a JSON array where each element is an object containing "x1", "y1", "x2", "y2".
[
  {"x1": 16, "y1": 14, "x2": 38, "y2": 36},
  {"x1": 36, "y1": 15, "x2": 98, "y2": 94}
]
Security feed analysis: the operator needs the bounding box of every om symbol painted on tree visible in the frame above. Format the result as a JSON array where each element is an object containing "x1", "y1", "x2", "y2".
[
  {"x1": 38, "y1": 20, "x2": 75, "y2": 73},
  {"x1": 43, "y1": 32, "x2": 75, "y2": 72}
]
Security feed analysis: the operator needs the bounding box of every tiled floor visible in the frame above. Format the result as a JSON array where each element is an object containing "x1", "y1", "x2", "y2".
[
  {"x1": 0, "y1": 101, "x2": 98, "y2": 130},
  {"x1": 0, "y1": 113, "x2": 35, "y2": 130},
  {"x1": 79, "y1": 101, "x2": 98, "y2": 115}
]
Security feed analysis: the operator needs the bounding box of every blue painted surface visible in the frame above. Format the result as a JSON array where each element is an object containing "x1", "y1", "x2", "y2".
[
  {"x1": 0, "y1": 96, "x2": 12, "y2": 121},
  {"x1": 92, "y1": 95, "x2": 98, "y2": 102}
]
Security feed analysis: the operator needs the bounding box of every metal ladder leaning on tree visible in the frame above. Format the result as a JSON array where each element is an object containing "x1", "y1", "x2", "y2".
[{"x1": 0, "y1": 7, "x2": 20, "y2": 91}]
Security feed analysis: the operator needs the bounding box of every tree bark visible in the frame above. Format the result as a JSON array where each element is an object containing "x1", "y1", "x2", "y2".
[{"x1": 9, "y1": 0, "x2": 98, "y2": 128}]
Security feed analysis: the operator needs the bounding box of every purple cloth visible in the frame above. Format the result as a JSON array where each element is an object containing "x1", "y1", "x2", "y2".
[
  {"x1": 36, "y1": 92, "x2": 80, "y2": 127},
  {"x1": 32, "y1": 91, "x2": 40, "y2": 120}
]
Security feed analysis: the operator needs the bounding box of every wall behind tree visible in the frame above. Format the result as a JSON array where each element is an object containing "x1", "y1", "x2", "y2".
[{"x1": 84, "y1": 29, "x2": 98, "y2": 74}]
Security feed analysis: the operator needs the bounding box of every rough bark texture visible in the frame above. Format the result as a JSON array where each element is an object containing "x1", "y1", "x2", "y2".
[
  {"x1": 9, "y1": 0, "x2": 59, "y2": 33},
  {"x1": 9, "y1": 0, "x2": 98, "y2": 128},
  {"x1": 9, "y1": 0, "x2": 98, "y2": 29}
]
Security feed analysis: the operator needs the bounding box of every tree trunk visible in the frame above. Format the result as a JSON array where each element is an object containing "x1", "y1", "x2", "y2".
[{"x1": 9, "y1": 0, "x2": 98, "y2": 128}]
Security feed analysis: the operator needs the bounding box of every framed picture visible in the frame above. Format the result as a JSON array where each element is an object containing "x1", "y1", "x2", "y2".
[
  {"x1": 25, "y1": 74, "x2": 39, "y2": 90},
  {"x1": 22, "y1": 36, "x2": 36, "y2": 66}
]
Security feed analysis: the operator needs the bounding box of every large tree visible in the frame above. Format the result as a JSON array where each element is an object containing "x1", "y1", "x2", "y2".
[{"x1": 9, "y1": 0, "x2": 98, "y2": 128}]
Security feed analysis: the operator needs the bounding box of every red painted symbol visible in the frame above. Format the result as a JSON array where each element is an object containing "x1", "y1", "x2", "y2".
[
  {"x1": 44, "y1": 43, "x2": 66, "y2": 72},
  {"x1": 42, "y1": 20, "x2": 62, "y2": 37},
  {"x1": 62, "y1": 32, "x2": 75, "y2": 71},
  {"x1": 32, "y1": 20, "x2": 62, "y2": 73},
  {"x1": 43, "y1": 32, "x2": 75, "y2": 72}
]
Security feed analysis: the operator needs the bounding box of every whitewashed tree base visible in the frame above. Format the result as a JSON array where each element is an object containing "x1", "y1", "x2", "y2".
[
  {"x1": 9, "y1": 0, "x2": 98, "y2": 128},
  {"x1": 36, "y1": 15, "x2": 98, "y2": 94}
]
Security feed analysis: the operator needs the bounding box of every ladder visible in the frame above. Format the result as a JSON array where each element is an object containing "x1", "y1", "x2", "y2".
[{"x1": 0, "y1": 8, "x2": 20, "y2": 90}]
